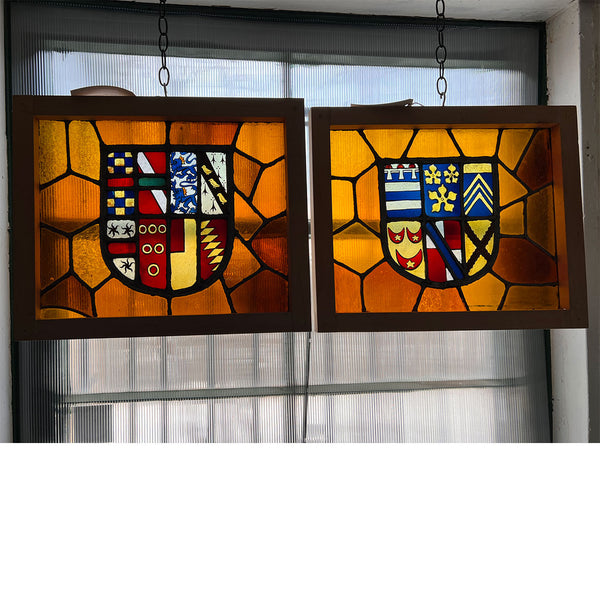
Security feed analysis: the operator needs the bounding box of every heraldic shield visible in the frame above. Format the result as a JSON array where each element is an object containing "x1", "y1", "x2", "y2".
[
  {"x1": 380, "y1": 160, "x2": 499, "y2": 288},
  {"x1": 101, "y1": 147, "x2": 233, "y2": 296}
]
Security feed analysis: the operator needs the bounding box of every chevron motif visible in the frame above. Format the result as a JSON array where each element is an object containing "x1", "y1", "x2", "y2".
[
  {"x1": 200, "y1": 220, "x2": 224, "y2": 271},
  {"x1": 464, "y1": 174, "x2": 493, "y2": 215}
]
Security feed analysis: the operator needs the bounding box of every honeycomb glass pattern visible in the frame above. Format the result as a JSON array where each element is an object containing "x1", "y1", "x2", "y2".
[
  {"x1": 330, "y1": 127, "x2": 564, "y2": 313},
  {"x1": 37, "y1": 120, "x2": 290, "y2": 319}
]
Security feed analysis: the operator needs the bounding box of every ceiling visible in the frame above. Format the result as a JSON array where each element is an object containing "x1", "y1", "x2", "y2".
[{"x1": 132, "y1": 0, "x2": 575, "y2": 22}]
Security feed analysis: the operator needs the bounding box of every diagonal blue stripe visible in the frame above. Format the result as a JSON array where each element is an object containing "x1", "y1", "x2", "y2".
[{"x1": 424, "y1": 222, "x2": 463, "y2": 279}]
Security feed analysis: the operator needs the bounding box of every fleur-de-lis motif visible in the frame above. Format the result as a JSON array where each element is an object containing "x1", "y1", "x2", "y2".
[
  {"x1": 444, "y1": 164, "x2": 458, "y2": 184},
  {"x1": 425, "y1": 165, "x2": 441, "y2": 185}
]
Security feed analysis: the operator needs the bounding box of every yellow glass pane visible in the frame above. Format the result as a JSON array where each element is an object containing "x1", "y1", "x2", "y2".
[
  {"x1": 334, "y1": 264, "x2": 362, "y2": 313},
  {"x1": 493, "y1": 239, "x2": 557, "y2": 284},
  {"x1": 331, "y1": 179, "x2": 354, "y2": 230},
  {"x1": 171, "y1": 219, "x2": 197, "y2": 290},
  {"x1": 222, "y1": 238, "x2": 261, "y2": 288},
  {"x1": 39, "y1": 308, "x2": 85, "y2": 320},
  {"x1": 407, "y1": 130, "x2": 459, "y2": 158},
  {"x1": 234, "y1": 192, "x2": 263, "y2": 241},
  {"x1": 96, "y1": 120, "x2": 165, "y2": 145},
  {"x1": 94, "y1": 278, "x2": 168, "y2": 317},
  {"x1": 461, "y1": 273, "x2": 506, "y2": 311},
  {"x1": 69, "y1": 121, "x2": 100, "y2": 180},
  {"x1": 235, "y1": 123, "x2": 285, "y2": 164},
  {"x1": 233, "y1": 152, "x2": 261, "y2": 198},
  {"x1": 330, "y1": 130, "x2": 375, "y2": 178},
  {"x1": 418, "y1": 287, "x2": 466, "y2": 312},
  {"x1": 40, "y1": 229, "x2": 69, "y2": 290},
  {"x1": 355, "y1": 166, "x2": 381, "y2": 232},
  {"x1": 171, "y1": 281, "x2": 231, "y2": 315},
  {"x1": 363, "y1": 262, "x2": 421, "y2": 312},
  {"x1": 498, "y1": 129, "x2": 533, "y2": 170},
  {"x1": 500, "y1": 201, "x2": 525, "y2": 235},
  {"x1": 40, "y1": 175, "x2": 99, "y2": 232},
  {"x1": 230, "y1": 270, "x2": 288, "y2": 313},
  {"x1": 333, "y1": 222, "x2": 383, "y2": 274},
  {"x1": 40, "y1": 276, "x2": 92, "y2": 317},
  {"x1": 503, "y1": 285, "x2": 559, "y2": 310},
  {"x1": 170, "y1": 122, "x2": 238, "y2": 145},
  {"x1": 252, "y1": 160, "x2": 287, "y2": 219},
  {"x1": 527, "y1": 185, "x2": 556, "y2": 255},
  {"x1": 251, "y1": 217, "x2": 288, "y2": 275},
  {"x1": 362, "y1": 128, "x2": 413, "y2": 159},
  {"x1": 452, "y1": 129, "x2": 499, "y2": 157},
  {"x1": 73, "y1": 225, "x2": 110, "y2": 288},
  {"x1": 39, "y1": 120, "x2": 67, "y2": 185},
  {"x1": 498, "y1": 164, "x2": 528, "y2": 207}
]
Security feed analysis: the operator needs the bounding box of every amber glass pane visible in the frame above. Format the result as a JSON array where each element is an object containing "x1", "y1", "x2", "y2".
[
  {"x1": 233, "y1": 152, "x2": 261, "y2": 197},
  {"x1": 236, "y1": 123, "x2": 285, "y2": 164},
  {"x1": 363, "y1": 129, "x2": 413, "y2": 159},
  {"x1": 407, "y1": 130, "x2": 459, "y2": 158},
  {"x1": 39, "y1": 308, "x2": 85, "y2": 320},
  {"x1": 500, "y1": 201, "x2": 525, "y2": 235},
  {"x1": 94, "y1": 278, "x2": 168, "y2": 317},
  {"x1": 461, "y1": 273, "x2": 506, "y2": 311},
  {"x1": 517, "y1": 129, "x2": 553, "y2": 191},
  {"x1": 69, "y1": 121, "x2": 100, "y2": 181},
  {"x1": 96, "y1": 120, "x2": 166, "y2": 145},
  {"x1": 503, "y1": 285, "x2": 559, "y2": 310},
  {"x1": 362, "y1": 263, "x2": 421, "y2": 312},
  {"x1": 230, "y1": 270, "x2": 288, "y2": 313},
  {"x1": 452, "y1": 129, "x2": 499, "y2": 157},
  {"x1": 251, "y1": 217, "x2": 289, "y2": 275},
  {"x1": 39, "y1": 229, "x2": 69, "y2": 290},
  {"x1": 73, "y1": 225, "x2": 110, "y2": 288},
  {"x1": 498, "y1": 129, "x2": 533, "y2": 170},
  {"x1": 170, "y1": 122, "x2": 238, "y2": 145},
  {"x1": 330, "y1": 131, "x2": 375, "y2": 178},
  {"x1": 334, "y1": 264, "x2": 362, "y2": 312},
  {"x1": 39, "y1": 120, "x2": 67, "y2": 185},
  {"x1": 170, "y1": 283, "x2": 231, "y2": 316},
  {"x1": 333, "y1": 223, "x2": 383, "y2": 274},
  {"x1": 40, "y1": 175, "x2": 100, "y2": 232},
  {"x1": 498, "y1": 165, "x2": 528, "y2": 207},
  {"x1": 355, "y1": 166, "x2": 381, "y2": 232},
  {"x1": 493, "y1": 239, "x2": 557, "y2": 284},
  {"x1": 527, "y1": 186, "x2": 556, "y2": 255},
  {"x1": 234, "y1": 193, "x2": 263, "y2": 241},
  {"x1": 252, "y1": 160, "x2": 287, "y2": 219},
  {"x1": 331, "y1": 179, "x2": 354, "y2": 230},
  {"x1": 222, "y1": 239, "x2": 261, "y2": 288},
  {"x1": 418, "y1": 287, "x2": 466, "y2": 312},
  {"x1": 41, "y1": 276, "x2": 93, "y2": 316}
]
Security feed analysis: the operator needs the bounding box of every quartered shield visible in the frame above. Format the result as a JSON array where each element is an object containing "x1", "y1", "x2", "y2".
[
  {"x1": 379, "y1": 160, "x2": 499, "y2": 287},
  {"x1": 101, "y1": 147, "x2": 233, "y2": 296}
]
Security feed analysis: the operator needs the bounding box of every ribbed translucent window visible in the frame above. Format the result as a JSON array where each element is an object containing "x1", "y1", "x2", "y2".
[{"x1": 10, "y1": 1, "x2": 550, "y2": 442}]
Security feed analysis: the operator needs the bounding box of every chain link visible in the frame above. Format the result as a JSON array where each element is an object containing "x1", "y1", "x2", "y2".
[
  {"x1": 158, "y1": 0, "x2": 170, "y2": 97},
  {"x1": 435, "y1": 0, "x2": 447, "y2": 106}
]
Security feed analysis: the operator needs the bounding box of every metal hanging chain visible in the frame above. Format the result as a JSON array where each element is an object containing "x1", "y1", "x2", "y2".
[
  {"x1": 435, "y1": 0, "x2": 448, "y2": 106},
  {"x1": 158, "y1": 0, "x2": 170, "y2": 97}
]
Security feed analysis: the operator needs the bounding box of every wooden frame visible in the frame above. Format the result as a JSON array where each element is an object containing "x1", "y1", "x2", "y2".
[
  {"x1": 12, "y1": 96, "x2": 311, "y2": 340},
  {"x1": 310, "y1": 105, "x2": 588, "y2": 331}
]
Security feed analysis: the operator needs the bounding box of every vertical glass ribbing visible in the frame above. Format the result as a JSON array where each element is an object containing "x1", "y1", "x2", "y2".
[{"x1": 11, "y1": 1, "x2": 549, "y2": 442}]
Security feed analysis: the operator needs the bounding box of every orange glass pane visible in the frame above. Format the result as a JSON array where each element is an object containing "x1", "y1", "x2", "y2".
[
  {"x1": 331, "y1": 179, "x2": 355, "y2": 231},
  {"x1": 362, "y1": 128, "x2": 413, "y2": 159},
  {"x1": 503, "y1": 285, "x2": 559, "y2": 310},
  {"x1": 39, "y1": 229, "x2": 69, "y2": 290},
  {"x1": 230, "y1": 270, "x2": 288, "y2": 313},
  {"x1": 251, "y1": 217, "x2": 288, "y2": 275},
  {"x1": 461, "y1": 273, "x2": 506, "y2": 311},
  {"x1": 222, "y1": 238, "x2": 261, "y2": 288},
  {"x1": 407, "y1": 130, "x2": 459, "y2": 158},
  {"x1": 170, "y1": 122, "x2": 238, "y2": 145},
  {"x1": 39, "y1": 308, "x2": 85, "y2": 320},
  {"x1": 498, "y1": 165, "x2": 528, "y2": 207},
  {"x1": 234, "y1": 152, "x2": 261, "y2": 198},
  {"x1": 252, "y1": 160, "x2": 287, "y2": 219},
  {"x1": 500, "y1": 201, "x2": 525, "y2": 235},
  {"x1": 527, "y1": 185, "x2": 556, "y2": 255},
  {"x1": 170, "y1": 282, "x2": 231, "y2": 316},
  {"x1": 333, "y1": 223, "x2": 383, "y2": 274},
  {"x1": 95, "y1": 120, "x2": 166, "y2": 145},
  {"x1": 363, "y1": 262, "x2": 421, "y2": 312},
  {"x1": 73, "y1": 225, "x2": 111, "y2": 288},
  {"x1": 498, "y1": 129, "x2": 533, "y2": 170},
  {"x1": 40, "y1": 175, "x2": 100, "y2": 232},
  {"x1": 94, "y1": 278, "x2": 168, "y2": 317},
  {"x1": 355, "y1": 166, "x2": 381, "y2": 232},
  {"x1": 39, "y1": 120, "x2": 67, "y2": 185},
  {"x1": 517, "y1": 129, "x2": 553, "y2": 191},
  {"x1": 493, "y1": 238, "x2": 557, "y2": 284},
  {"x1": 69, "y1": 121, "x2": 100, "y2": 181},
  {"x1": 334, "y1": 264, "x2": 362, "y2": 313},
  {"x1": 235, "y1": 122, "x2": 285, "y2": 164},
  {"x1": 234, "y1": 192, "x2": 263, "y2": 241},
  {"x1": 330, "y1": 130, "x2": 375, "y2": 178},
  {"x1": 40, "y1": 276, "x2": 93, "y2": 317},
  {"x1": 418, "y1": 287, "x2": 466, "y2": 312},
  {"x1": 452, "y1": 129, "x2": 499, "y2": 157}
]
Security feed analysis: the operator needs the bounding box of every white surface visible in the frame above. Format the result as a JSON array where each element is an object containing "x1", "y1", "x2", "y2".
[
  {"x1": 128, "y1": 0, "x2": 574, "y2": 22},
  {"x1": 0, "y1": 0, "x2": 12, "y2": 443}
]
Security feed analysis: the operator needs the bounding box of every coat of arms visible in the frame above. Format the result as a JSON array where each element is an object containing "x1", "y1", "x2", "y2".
[
  {"x1": 380, "y1": 160, "x2": 498, "y2": 287},
  {"x1": 101, "y1": 146, "x2": 233, "y2": 296}
]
